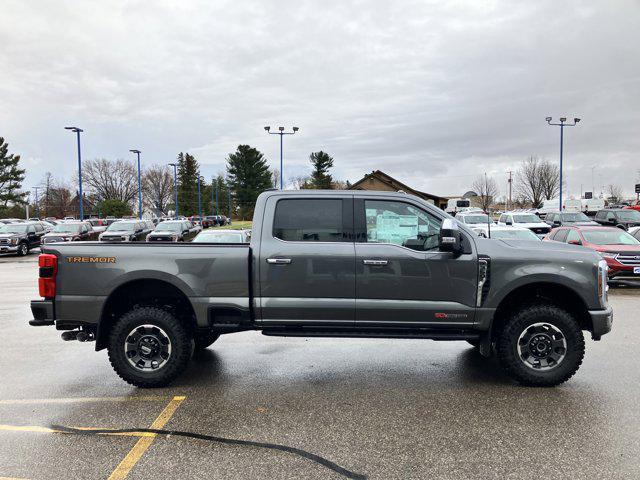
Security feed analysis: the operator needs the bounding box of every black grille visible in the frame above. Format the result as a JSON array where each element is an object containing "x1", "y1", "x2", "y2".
[{"x1": 531, "y1": 227, "x2": 550, "y2": 234}]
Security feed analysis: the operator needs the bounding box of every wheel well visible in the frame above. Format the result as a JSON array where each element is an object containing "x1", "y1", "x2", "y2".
[
  {"x1": 491, "y1": 282, "x2": 592, "y2": 341},
  {"x1": 96, "y1": 279, "x2": 196, "y2": 350}
]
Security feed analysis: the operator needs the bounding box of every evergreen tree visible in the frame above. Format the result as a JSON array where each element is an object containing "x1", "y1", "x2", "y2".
[
  {"x1": 308, "y1": 151, "x2": 334, "y2": 189},
  {"x1": 211, "y1": 174, "x2": 231, "y2": 217},
  {"x1": 0, "y1": 137, "x2": 27, "y2": 210},
  {"x1": 176, "y1": 152, "x2": 200, "y2": 216},
  {"x1": 226, "y1": 145, "x2": 272, "y2": 220}
]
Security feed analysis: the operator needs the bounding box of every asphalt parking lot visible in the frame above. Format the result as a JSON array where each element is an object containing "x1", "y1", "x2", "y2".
[{"x1": 1, "y1": 252, "x2": 639, "y2": 479}]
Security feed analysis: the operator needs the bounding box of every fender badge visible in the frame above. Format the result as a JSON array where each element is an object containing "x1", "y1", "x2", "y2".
[{"x1": 67, "y1": 256, "x2": 116, "y2": 263}]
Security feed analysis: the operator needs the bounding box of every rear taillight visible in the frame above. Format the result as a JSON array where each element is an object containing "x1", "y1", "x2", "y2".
[{"x1": 38, "y1": 254, "x2": 58, "y2": 299}]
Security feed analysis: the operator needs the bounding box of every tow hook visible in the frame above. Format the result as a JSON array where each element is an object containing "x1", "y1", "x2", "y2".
[{"x1": 61, "y1": 330, "x2": 95, "y2": 342}]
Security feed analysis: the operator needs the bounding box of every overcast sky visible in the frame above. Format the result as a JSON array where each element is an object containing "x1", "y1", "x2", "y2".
[{"x1": 2, "y1": 0, "x2": 639, "y2": 201}]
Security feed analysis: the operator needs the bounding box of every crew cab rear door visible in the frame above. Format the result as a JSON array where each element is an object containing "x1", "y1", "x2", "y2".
[
  {"x1": 258, "y1": 195, "x2": 355, "y2": 326},
  {"x1": 354, "y1": 197, "x2": 477, "y2": 326}
]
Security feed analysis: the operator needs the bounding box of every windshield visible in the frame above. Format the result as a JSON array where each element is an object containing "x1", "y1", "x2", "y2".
[
  {"x1": 561, "y1": 213, "x2": 591, "y2": 222},
  {"x1": 491, "y1": 229, "x2": 540, "y2": 241},
  {"x1": 52, "y1": 224, "x2": 80, "y2": 233},
  {"x1": 513, "y1": 214, "x2": 541, "y2": 223},
  {"x1": 0, "y1": 225, "x2": 27, "y2": 234},
  {"x1": 616, "y1": 210, "x2": 640, "y2": 222},
  {"x1": 107, "y1": 221, "x2": 137, "y2": 232},
  {"x1": 461, "y1": 214, "x2": 489, "y2": 224},
  {"x1": 193, "y1": 232, "x2": 244, "y2": 243},
  {"x1": 582, "y1": 229, "x2": 640, "y2": 245},
  {"x1": 456, "y1": 200, "x2": 470, "y2": 207},
  {"x1": 155, "y1": 222, "x2": 182, "y2": 232}
]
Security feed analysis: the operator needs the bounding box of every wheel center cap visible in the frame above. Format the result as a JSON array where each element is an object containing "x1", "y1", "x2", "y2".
[{"x1": 138, "y1": 336, "x2": 159, "y2": 358}]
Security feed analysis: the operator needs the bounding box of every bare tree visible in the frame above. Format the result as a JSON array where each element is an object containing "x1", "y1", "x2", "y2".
[
  {"x1": 272, "y1": 169, "x2": 280, "y2": 189},
  {"x1": 515, "y1": 156, "x2": 547, "y2": 208},
  {"x1": 287, "y1": 175, "x2": 311, "y2": 190},
  {"x1": 539, "y1": 161, "x2": 560, "y2": 200},
  {"x1": 143, "y1": 164, "x2": 174, "y2": 214},
  {"x1": 83, "y1": 158, "x2": 137, "y2": 203},
  {"x1": 471, "y1": 174, "x2": 499, "y2": 211},
  {"x1": 606, "y1": 184, "x2": 624, "y2": 203}
]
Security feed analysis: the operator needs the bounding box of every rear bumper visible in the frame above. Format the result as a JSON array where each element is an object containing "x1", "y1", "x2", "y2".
[
  {"x1": 589, "y1": 305, "x2": 613, "y2": 339},
  {"x1": 30, "y1": 299, "x2": 55, "y2": 326}
]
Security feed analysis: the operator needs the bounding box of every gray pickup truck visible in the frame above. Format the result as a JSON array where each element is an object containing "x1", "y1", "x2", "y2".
[{"x1": 30, "y1": 190, "x2": 613, "y2": 388}]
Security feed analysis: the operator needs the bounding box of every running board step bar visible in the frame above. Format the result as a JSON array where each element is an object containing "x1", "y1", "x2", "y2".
[{"x1": 261, "y1": 327, "x2": 480, "y2": 341}]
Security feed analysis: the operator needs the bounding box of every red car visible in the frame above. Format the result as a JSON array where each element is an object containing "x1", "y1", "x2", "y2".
[
  {"x1": 624, "y1": 201, "x2": 640, "y2": 212},
  {"x1": 544, "y1": 225, "x2": 640, "y2": 279}
]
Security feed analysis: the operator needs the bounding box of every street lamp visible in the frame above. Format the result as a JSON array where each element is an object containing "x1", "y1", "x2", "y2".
[
  {"x1": 31, "y1": 186, "x2": 41, "y2": 219},
  {"x1": 197, "y1": 175, "x2": 203, "y2": 220},
  {"x1": 130, "y1": 149, "x2": 142, "y2": 219},
  {"x1": 64, "y1": 126, "x2": 84, "y2": 220},
  {"x1": 264, "y1": 126, "x2": 299, "y2": 190},
  {"x1": 545, "y1": 117, "x2": 580, "y2": 211},
  {"x1": 168, "y1": 163, "x2": 178, "y2": 217}
]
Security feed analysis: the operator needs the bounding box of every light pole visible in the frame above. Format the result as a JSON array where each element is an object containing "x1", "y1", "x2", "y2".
[
  {"x1": 545, "y1": 117, "x2": 580, "y2": 211},
  {"x1": 264, "y1": 126, "x2": 299, "y2": 190},
  {"x1": 197, "y1": 175, "x2": 203, "y2": 219},
  {"x1": 64, "y1": 126, "x2": 84, "y2": 220},
  {"x1": 32, "y1": 186, "x2": 40, "y2": 219},
  {"x1": 168, "y1": 163, "x2": 178, "y2": 217},
  {"x1": 130, "y1": 149, "x2": 142, "y2": 219}
]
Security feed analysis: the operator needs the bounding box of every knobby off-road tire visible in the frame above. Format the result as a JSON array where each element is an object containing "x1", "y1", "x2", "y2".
[
  {"x1": 497, "y1": 304, "x2": 585, "y2": 387},
  {"x1": 107, "y1": 307, "x2": 193, "y2": 388},
  {"x1": 194, "y1": 332, "x2": 220, "y2": 351}
]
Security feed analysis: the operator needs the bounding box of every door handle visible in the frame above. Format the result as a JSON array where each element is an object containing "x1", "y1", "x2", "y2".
[
  {"x1": 266, "y1": 258, "x2": 292, "y2": 265},
  {"x1": 363, "y1": 259, "x2": 388, "y2": 266}
]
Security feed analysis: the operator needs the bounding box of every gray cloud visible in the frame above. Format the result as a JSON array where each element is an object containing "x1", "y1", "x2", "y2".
[{"x1": 1, "y1": 0, "x2": 639, "y2": 201}]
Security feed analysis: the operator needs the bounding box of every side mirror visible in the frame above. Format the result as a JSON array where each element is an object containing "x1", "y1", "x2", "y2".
[
  {"x1": 568, "y1": 239, "x2": 581, "y2": 245},
  {"x1": 439, "y1": 219, "x2": 463, "y2": 255},
  {"x1": 553, "y1": 221, "x2": 561, "y2": 227},
  {"x1": 505, "y1": 220, "x2": 513, "y2": 226}
]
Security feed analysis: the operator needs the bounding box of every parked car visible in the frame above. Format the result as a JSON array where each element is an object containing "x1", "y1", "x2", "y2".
[
  {"x1": 42, "y1": 221, "x2": 99, "y2": 244},
  {"x1": 624, "y1": 201, "x2": 640, "y2": 212},
  {"x1": 582, "y1": 198, "x2": 606, "y2": 216},
  {"x1": 63, "y1": 216, "x2": 76, "y2": 221},
  {"x1": 444, "y1": 198, "x2": 471, "y2": 215},
  {"x1": 497, "y1": 212, "x2": 550, "y2": 238},
  {"x1": 544, "y1": 212, "x2": 598, "y2": 228},
  {"x1": 31, "y1": 190, "x2": 612, "y2": 388},
  {"x1": 545, "y1": 226, "x2": 640, "y2": 279},
  {"x1": 475, "y1": 225, "x2": 541, "y2": 241},
  {"x1": 193, "y1": 229, "x2": 251, "y2": 243},
  {"x1": 99, "y1": 220, "x2": 150, "y2": 242},
  {"x1": 0, "y1": 221, "x2": 45, "y2": 255},
  {"x1": 455, "y1": 212, "x2": 491, "y2": 227},
  {"x1": 594, "y1": 209, "x2": 640, "y2": 230},
  {"x1": 86, "y1": 218, "x2": 107, "y2": 233},
  {"x1": 146, "y1": 220, "x2": 197, "y2": 242}
]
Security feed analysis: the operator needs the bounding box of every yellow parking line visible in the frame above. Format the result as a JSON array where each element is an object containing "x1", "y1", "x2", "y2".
[
  {"x1": 0, "y1": 396, "x2": 168, "y2": 405},
  {"x1": 0, "y1": 424, "x2": 155, "y2": 437},
  {"x1": 107, "y1": 395, "x2": 186, "y2": 480}
]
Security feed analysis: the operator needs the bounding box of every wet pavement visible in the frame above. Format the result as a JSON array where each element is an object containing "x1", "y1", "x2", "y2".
[{"x1": 1, "y1": 252, "x2": 639, "y2": 479}]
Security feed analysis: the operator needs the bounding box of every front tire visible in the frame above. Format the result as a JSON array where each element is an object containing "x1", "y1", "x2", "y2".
[
  {"x1": 497, "y1": 304, "x2": 584, "y2": 387},
  {"x1": 16, "y1": 242, "x2": 28, "y2": 256},
  {"x1": 107, "y1": 307, "x2": 193, "y2": 388}
]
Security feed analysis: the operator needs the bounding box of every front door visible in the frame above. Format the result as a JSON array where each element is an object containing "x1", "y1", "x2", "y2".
[
  {"x1": 354, "y1": 198, "x2": 478, "y2": 327},
  {"x1": 258, "y1": 196, "x2": 355, "y2": 326}
]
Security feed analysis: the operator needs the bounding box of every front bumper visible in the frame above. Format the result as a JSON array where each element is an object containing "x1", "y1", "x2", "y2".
[
  {"x1": 30, "y1": 299, "x2": 55, "y2": 326},
  {"x1": 0, "y1": 244, "x2": 19, "y2": 253},
  {"x1": 589, "y1": 305, "x2": 613, "y2": 339}
]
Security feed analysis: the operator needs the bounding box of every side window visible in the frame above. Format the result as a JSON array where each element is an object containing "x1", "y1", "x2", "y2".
[
  {"x1": 35, "y1": 224, "x2": 44, "y2": 232},
  {"x1": 499, "y1": 214, "x2": 506, "y2": 223},
  {"x1": 27, "y1": 225, "x2": 36, "y2": 233},
  {"x1": 274, "y1": 199, "x2": 346, "y2": 242},
  {"x1": 566, "y1": 229, "x2": 581, "y2": 244},
  {"x1": 82, "y1": 224, "x2": 89, "y2": 233},
  {"x1": 606, "y1": 212, "x2": 616, "y2": 221},
  {"x1": 554, "y1": 229, "x2": 569, "y2": 242},
  {"x1": 364, "y1": 200, "x2": 442, "y2": 251}
]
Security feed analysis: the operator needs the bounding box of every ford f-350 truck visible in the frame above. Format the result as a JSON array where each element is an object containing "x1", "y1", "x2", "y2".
[{"x1": 30, "y1": 190, "x2": 613, "y2": 387}]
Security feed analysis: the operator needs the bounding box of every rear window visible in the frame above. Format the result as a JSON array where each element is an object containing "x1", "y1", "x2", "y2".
[{"x1": 274, "y1": 199, "x2": 345, "y2": 242}]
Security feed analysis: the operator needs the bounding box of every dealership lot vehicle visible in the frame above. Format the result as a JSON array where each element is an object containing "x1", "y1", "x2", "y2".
[
  {"x1": 98, "y1": 220, "x2": 151, "y2": 242},
  {"x1": 544, "y1": 211, "x2": 598, "y2": 227},
  {"x1": 193, "y1": 228, "x2": 251, "y2": 243},
  {"x1": 42, "y1": 221, "x2": 99, "y2": 244},
  {"x1": 594, "y1": 208, "x2": 640, "y2": 230},
  {"x1": 475, "y1": 225, "x2": 541, "y2": 241},
  {"x1": 582, "y1": 198, "x2": 606, "y2": 215},
  {"x1": 545, "y1": 226, "x2": 640, "y2": 279},
  {"x1": 30, "y1": 190, "x2": 611, "y2": 388},
  {"x1": 0, "y1": 221, "x2": 45, "y2": 255},
  {"x1": 455, "y1": 211, "x2": 492, "y2": 232},
  {"x1": 497, "y1": 211, "x2": 551, "y2": 238},
  {"x1": 146, "y1": 220, "x2": 197, "y2": 242},
  {"x1": 444, "y1": 197, "x2": 471, "y2": 215}
]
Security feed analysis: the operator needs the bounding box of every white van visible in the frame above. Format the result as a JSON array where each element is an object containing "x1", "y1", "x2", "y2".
[
  {"x1": 445, "y1": 198, "x2": 470, "y2": 215},
  {"x1": 538, "y1": 198, "x2": 581, "y2": 216},
  {"x1": 581, "y1": 198, "x2": 605, "y2": 215}
]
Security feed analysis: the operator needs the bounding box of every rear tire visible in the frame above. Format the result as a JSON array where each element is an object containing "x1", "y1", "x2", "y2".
[
  {"x1": 497, "y1": 304, "x2": 584, "y2": 387},
  {"x1": 107, "y1": 307, "x2": 193, "y2": 388},
  {"x1": 194, "y1": 332, "x2": 220, "y2": 351}
]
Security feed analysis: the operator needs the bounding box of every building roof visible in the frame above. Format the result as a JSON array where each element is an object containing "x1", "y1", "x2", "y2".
[{"x1": 349, "y1": 170, "x2": 448, "y2": 204}]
